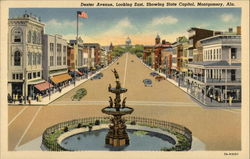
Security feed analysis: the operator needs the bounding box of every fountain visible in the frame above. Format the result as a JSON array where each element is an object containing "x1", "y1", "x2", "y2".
[
  {"x1": 41, "y1": 69, "x2": 193, "y2": 151},
  {"x1": 102, "y1": 69, "x2": 134, "y2": 146}
]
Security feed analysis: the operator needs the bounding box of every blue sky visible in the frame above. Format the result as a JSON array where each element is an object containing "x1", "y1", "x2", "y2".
[{"x1": 9, "y1": 8, "x2": 241, "y2": 45}]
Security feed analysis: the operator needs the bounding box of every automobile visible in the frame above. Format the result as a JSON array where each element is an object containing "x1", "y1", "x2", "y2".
[
  {"x1": 97, "y1": 73, "x2": 103, "y2": 78},
  {"x1": 90, "y1": 73, "x2": 103, "y2": 80},
  {"x1": 150, "y1": 72, "x2": 159, "y2": 77},
  {"x1": 143, "y1": 79, "x2": 152, "y2": 87},
  {"x1": 155, "y1": 75, "x2": 166, "y2": 81}
]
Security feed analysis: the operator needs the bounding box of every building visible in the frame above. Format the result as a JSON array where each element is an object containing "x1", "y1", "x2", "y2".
[
  {"x1": 42, "y1": 34, "x2": 72, "y2": 89},
  {"x1": 186, "y1": 32, "x2": 241, "y2": 105},
  {"x1": 8, "y1": 12, "x2": 45, "y2": 100},
  {"x1": 83, "y1": 43, "x2": 101, "y2": 70},
  {"x1": 152, "y1": 34, "x2": 171, "y2": 71},
  {"x1": 187, "y1": 28, "x2": 214, "y2": 63},
  {"x1": 161, "y1": 47, "x2": 173, "y2": 77},
  {"x1": 143, "y1": 45, "x2": 154, "y2": 66},
  {"x1": 125, "y1": 37, "x2": 132, "y2": 46}
]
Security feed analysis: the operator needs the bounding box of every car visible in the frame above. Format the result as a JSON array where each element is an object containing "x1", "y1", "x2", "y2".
[
  {"x1": 143, "y1": 79, "x2": 152, "y2": 87},
  {"x1": 155, "y1": 75, "x2": 166, "y2": 81},
  {"x1": 150, "y1": 72, "x2": 159, "y2": 77},
  {"x1": 90, "y1": 73, "x2": 103, "y2": 80}
]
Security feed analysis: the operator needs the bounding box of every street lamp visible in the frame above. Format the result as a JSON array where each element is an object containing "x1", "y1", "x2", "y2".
[
  {"x1": 48, "y1": 75, "x2": 51, "y2": 100},
  {"x1": 23, "y1": 68, "x2": 27, "y2": 104}
]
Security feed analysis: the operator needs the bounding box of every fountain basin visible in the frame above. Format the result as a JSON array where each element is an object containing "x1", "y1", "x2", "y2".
[
  {"x1": 58, "y1": 124, "x2": 177, "y2": 151},
  {"x1": 102, "y1": 107, "x2": 134, "y2": 115}
]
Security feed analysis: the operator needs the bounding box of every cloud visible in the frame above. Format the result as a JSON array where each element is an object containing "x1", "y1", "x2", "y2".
[
  {"x1": 151, "y1": 16, "x2": 178, "y2": 25},
  {"x1": 221, "y1": 14, "x2": 234, "y2": 22},
  {"x1": 44, "y1": 19, "x2": 84, "y2": 34},
  {"x1": 116, "y1": 17, "x2": 133, "y2": 28}
]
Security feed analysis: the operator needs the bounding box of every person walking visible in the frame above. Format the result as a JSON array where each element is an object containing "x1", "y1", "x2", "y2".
[
  {"x1": 28, "y1": 96, "x2": 31, "y2": 105},
  {"x1": 36, "y1": 94, "x2": 39, "y2": 102},
  {"x1": 210, "y1": 94, "x2": 213, "y2": 103},
  {"x1": 13, "y1": 94, "x2": 16, "y2": 104},
  {"x1": 229, "y1": 96, "x2": 233, "y2": 106}
]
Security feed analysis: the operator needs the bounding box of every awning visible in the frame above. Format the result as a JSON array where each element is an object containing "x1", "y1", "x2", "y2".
[
  {"x1": 34, "y1": 81, "x2": 53, "y2": 91},
  {"x1": 51, "y1": 73, "x2": 72, "y2": 84},
  {"x1": 76, "y1": 70, "x2": 83, "y2": 76}
]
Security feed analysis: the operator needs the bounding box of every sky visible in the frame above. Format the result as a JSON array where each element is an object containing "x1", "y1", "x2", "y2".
[{"x1": 9, "y1": 8, "x2": 241, "y2": 45}]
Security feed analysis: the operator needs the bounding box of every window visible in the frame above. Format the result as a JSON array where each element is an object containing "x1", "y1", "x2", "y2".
[
  {"x1": 14, "y1": 51, "x2": 21, "y2": 66},
  {"x1": 28, "y1": 52, "x2": 32, "y2": 65},
  {"x1": 33, "y1": 72, "x2": 36, "y2": 78},
  {"x1": 20, "y1": 73, "x2": 23, "y2": 80},
  {"x1": 37, "y1": 54, "x2": 41, "y2": 65},
  {"x1": 33, "y1": 53, "x2": 36, "y2": 65},
  {"x1": 63, "y1": 46, "x2": 66, "y2": 53},
  {"x1": 32, "y1": 31, "x2": 37, "y2": 44},
  {"x1": 50, "y1": 43, "x2": 54, "y2": 52},
  {"x1": 57, "y1": 44, "x2": 62, "y2": 53},
  {"x1": 50, "y1": 56, "x2": 54, "y2": 66},
  {"x1": 63, "y1": 56, "x2": 66, "y2": 65},
  {"x1": 37, "y1": 32, "x2": 41, "y2": 44},
  {"x1": 231, "y1": 48, "x2": 237, "y2": 59},
  {"x1": 37, "y1": 72, "x2": 40, "y2": 77},
  {"x1": 28, "y1": 73, "x2": 32, "y2": 79},
  {"x1": 57, "y1": 56, "x2": 61, "y2": 65},
  {"x1": 12, "y1": 74, "x2": 15, "y2": 80},
  {"x1": 27, "y1": 31, "x2": 31, "y2": 43},
  {"x1": 231, "y1": 70, "x2": 236, "y2": 81},
  {"x1": 13, "y1": 29, "x2": 22, "y2": 43}
]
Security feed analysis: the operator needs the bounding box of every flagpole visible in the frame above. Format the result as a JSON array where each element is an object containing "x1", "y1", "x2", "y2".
[{"x1": 75, "y1": 12, "x2": 79, "y2": 87}]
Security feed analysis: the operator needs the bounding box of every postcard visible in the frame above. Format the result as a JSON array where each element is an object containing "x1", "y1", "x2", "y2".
[{"x1": 0, "y1": 0, "x2": 249, "y2": 159}]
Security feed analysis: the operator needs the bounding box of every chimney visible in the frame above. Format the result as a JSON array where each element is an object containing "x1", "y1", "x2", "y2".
[
  {"x1": 228, "y1": 28, "x2": 233, "y2": 33},
  {"x1": 236, "y1": 26, "x2": 241, "y2": 35}
]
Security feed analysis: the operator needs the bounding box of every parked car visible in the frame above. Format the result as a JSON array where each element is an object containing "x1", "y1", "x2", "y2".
[
  {"x1": 155, "y1": 75, "x2": 166, "y2": 81},
  {"x1": 90, "y1": 73, "x2": 103, "y2": 80},
  {"x1": 150, "y1": 72, "x2": 159, "y2": 77},
  {"x1": 143, "y1": 79, "x2": 152, "y2": 87}
]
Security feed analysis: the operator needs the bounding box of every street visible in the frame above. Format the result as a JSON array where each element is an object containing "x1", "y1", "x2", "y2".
[{"x1": 8, "y1": 53, "x2": 241, "y2": 151}]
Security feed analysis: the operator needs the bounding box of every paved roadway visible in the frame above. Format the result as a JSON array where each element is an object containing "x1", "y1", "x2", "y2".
[{"x1": 8, "y1": 53, "x2": 241, "y2": 151}]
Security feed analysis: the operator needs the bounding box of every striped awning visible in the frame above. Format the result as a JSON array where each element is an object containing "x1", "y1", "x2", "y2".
[
  {"x1": 50, "y1": 73, "x2": 72, "y2": 84},
  {"x1": 34, "y1": 81, "x2": 53, "y2": 91}
]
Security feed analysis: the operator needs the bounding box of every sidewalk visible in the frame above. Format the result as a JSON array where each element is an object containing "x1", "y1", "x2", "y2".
[
  {"x1": 140, "y1": 60, "x2": 241, "y2": 108},
  {"x1": 8, "y1": 59, "x2": 118, "y2": 106}
]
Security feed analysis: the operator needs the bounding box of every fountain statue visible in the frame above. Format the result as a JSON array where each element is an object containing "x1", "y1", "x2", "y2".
[{"x1": 102, "y1": 69, "x2": 134, "y2": 146}]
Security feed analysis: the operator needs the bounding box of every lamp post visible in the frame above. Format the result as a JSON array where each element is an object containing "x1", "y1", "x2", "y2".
[
  {"x1": 23, "y1": 68, "x2": 27, "y2": 104},
  {"x1": 48, "y1": 75, "x2": 51, "y2": 100}
]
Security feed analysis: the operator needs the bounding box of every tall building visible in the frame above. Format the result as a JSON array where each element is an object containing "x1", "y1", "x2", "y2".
[
  {"x1": 8, "y1": 12, "x2": 45, "y2": 99},
  {"x1": 187, "y1": 28, "x2": 214, "y2": 63},
  {"x1": 186, "y1": 33, "x2": 241, "y2": 104},
  {"x1": 42, "y1": 34, "x2": 71, "y2": 88}
]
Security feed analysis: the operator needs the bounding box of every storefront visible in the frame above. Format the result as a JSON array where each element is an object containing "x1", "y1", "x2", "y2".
[
  {"x1": 50, "y1": 73, "x2": 72, "y2": 88},
  {"x1": 34, "y1": 81, "x2": 53, "y2": 97}
]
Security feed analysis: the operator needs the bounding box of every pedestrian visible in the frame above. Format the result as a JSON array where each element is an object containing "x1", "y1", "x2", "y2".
[
  {"x1": 210, "y1": 94, "x2": 213, "y2": 103},
  {"x1": 15, "y1": 94, "x2": 18, "y2": 103},
  {"x1": 19, "y1": 96, "x2": 23, "y2": 104},
  {"x1": 28, "y1": 96, "x2": 31, "y2": 105},
  {"x1": 229, "y1": 96, "x2": 233, "y2": 106},
  {"x1": 13, "y1": 93, "x2": 16, "y2": 104},
  {"x1": 36, "y1": 94, "x2": 39, "y2": 102}
]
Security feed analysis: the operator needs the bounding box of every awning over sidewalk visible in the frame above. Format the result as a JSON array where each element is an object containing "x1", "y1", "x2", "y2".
[
  {"x1": 50, "y1": 73, "x2": 72, "y2": 84},
  {"x1": 76, "y1": 70, "x2": 83, "y2": 76},
  {"x1": 34, "y1": 81, "x2": 53, "y2": 91}
]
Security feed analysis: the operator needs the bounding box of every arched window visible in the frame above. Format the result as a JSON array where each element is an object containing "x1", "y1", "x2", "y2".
[
  {"x1": 32, "y1": 31, "x2": 37, "y2": 44},
  {"x1": 28, "y1": 31, "x2": 31, "y2": 43},
  {"x1": 14, "y1": 51, "x2": 21, "y2": 66},
  {"x1": 12, "y1": 28, "x2": 22, "y2": 43}
]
